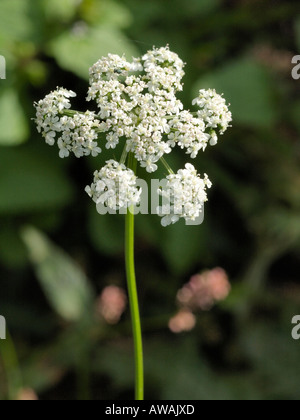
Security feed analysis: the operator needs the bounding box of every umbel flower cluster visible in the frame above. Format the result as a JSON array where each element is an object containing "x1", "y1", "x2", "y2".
[
  {"x1": 34, "y1": 46, "x2": 232, "y2": 226},
  {"x1": 85, "y1": 160, "x2": 141, "y2": 211},
  {"x1": 158, "y1": 164, "x2": 212, "y2": 227}
]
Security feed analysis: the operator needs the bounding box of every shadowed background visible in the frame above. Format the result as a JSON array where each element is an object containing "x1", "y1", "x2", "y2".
[{"x1": 0, "y1": 0, "x2": 300, "y2": 400}]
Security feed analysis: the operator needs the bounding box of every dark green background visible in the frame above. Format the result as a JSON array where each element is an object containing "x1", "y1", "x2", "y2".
[{"x1": 0, "y1": 0, "x2": 300, "y2": 400}]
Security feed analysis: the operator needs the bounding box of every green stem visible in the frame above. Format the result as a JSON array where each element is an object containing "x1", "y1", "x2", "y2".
[
  {"x1": 160, "y1": 156, "x2": 174, "y2": 175},
  {"x1": 120, "y1": 144, "x2": 128, "y2": 165},
  {"x1": 125, "y1": 153, "x2": 144, "y2": 401},
  {"x1": 62, "y1": 109, "x2": 103, "y2": 122}
]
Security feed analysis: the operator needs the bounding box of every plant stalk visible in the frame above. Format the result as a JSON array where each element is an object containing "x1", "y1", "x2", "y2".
[{"x1": 125, "y1": 153, "x2": 144, "y2": 401}]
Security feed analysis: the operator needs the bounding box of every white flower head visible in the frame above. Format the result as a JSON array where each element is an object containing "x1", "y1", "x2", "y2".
[
  {"x1": 34, "y1": 88, "x2": 101, "y2": 158},
  {"x1": 142, "y1": 45, "x2": 185, "y2": 93},
  {"x1": 158, "y1": 163, "x2": 212, "y2": 227},
  {"x1": 85, "y1": 160, "x2": 142, "y2": 211},
  {"x1": 87, "y1": 47, "x2": 187, "y2": 173},
  {"x1": 58, "y1": 112, "x2": 102, "y2": 158},
  {"x1": 167, "y1": 110, "x2": 210, "y2": 159},
  {"x1": 34, "y1": 47, "x2": 232, "y2": 225},
  {"x1": 193, "y1": 89, "x2": 232, "y2": 145},
  {"x1": 89, "y1": 54, "x2": 133, "y2": 85},
  {"x1": 34, "y1": 87, "x2": 76, "y2": 134}
]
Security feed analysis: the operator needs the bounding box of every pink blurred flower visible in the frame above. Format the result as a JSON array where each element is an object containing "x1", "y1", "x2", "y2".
[
  {"x1": 177, "y1": 268, "x2": 231, "y2": 311},
  {"x1": 96, "y1": 285, "x2": 127, "y2": 325},
  {"x1": 168, "y1": 310, "x2": 196, "y2": 334},
  {"x1": 17, "y1": 388, "x2": 38, "y2": 401}
]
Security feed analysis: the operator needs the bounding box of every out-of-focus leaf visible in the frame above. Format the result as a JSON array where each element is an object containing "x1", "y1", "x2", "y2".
[
  {"x1": 95, "y1": 336, "x2": 261, "y2": 400},
  {"x1": 94, "y1": 341, "x2": 134, "y2": 390},
  {"x1": 22, "y1": 321, "x2": 99, "y2": 394},
  {"x1": 241, "y1": 323, "x2": 300, "y2": 400},
  {"x1": 175, "y1": 0, "x2": 221, "y2": 17},
  {"x1": 123, "y1": 0, "x2": 220, "y2": 24},
  {"x1": 24, "y1": 60, "x2": 48, "y2": 87},
  {"x1": 0, "y1": 226, "x2": 28, "y2": 269},
  {"x1": 145, "y1": 338, "x2": 259, "y2": 400},
  {"x1": 22, "y1": 227, "x2": 95, "y2": 322},
  {"x1": 158, "y1": 216, "x2": 209, "y2": 275},
  {"x1": 0, "y1": 0, "x2": 34, "y2": 45},
  {"x1": 194, "y1": 57, "x2": 278, "y2": 128},
  {"x1": 0, "y1": 147, "x2": 74, "y2": 214},
  {"x1": 88, "y1": 206, "x2": 124, "y2": 256},
  {"x1": 0, "y1": 89, "x2": 29, "y2": 145},
  {"x1": 80, "y1": 0, "x2": 133, "y2": 28},
  {"x1": 23, "y1": 362, "x2": 65, "y2": 396},
  {"x1": 42, "y1": 0, "x2": 80, "y2": 23},
  {"x1": 48, "y1": 26, "x2": 138, "y2": 80}
]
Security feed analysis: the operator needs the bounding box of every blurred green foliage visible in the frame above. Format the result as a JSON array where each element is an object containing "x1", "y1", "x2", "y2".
[{"x1": 0, "y1": 0, "x2": 300, "y2": 400}]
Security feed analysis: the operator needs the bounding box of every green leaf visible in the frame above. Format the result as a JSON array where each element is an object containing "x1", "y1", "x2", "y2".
[
  {"x1": 0, "y1": 0, "x2": 34, "y2": 44},
  {"x1": 0, "y1": 146, "x2": 74, "y2": 214},
  {"x1": 0, "y1": 89, "x2": 29, "y2": 145},
  {"x1": 41, "y1": 0, "x2": 80, "y2": 23},
  {"x1": 48, "y1": 26, "x2": 139, "y2": 80},
  {"x1": 194, "y1": 56, "x2": 278, "y2": 128},
  {"x1": 22, "y1": 227, "x2": 95, "y2": 322},
  {"x1": 80, "y1": 0, "x2": 133, "y2": 28}
]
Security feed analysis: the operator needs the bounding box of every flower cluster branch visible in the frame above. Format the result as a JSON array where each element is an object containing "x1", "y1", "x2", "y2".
[{"x1": 34, "y1": 46, "x2": 232, "y2": 226}]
